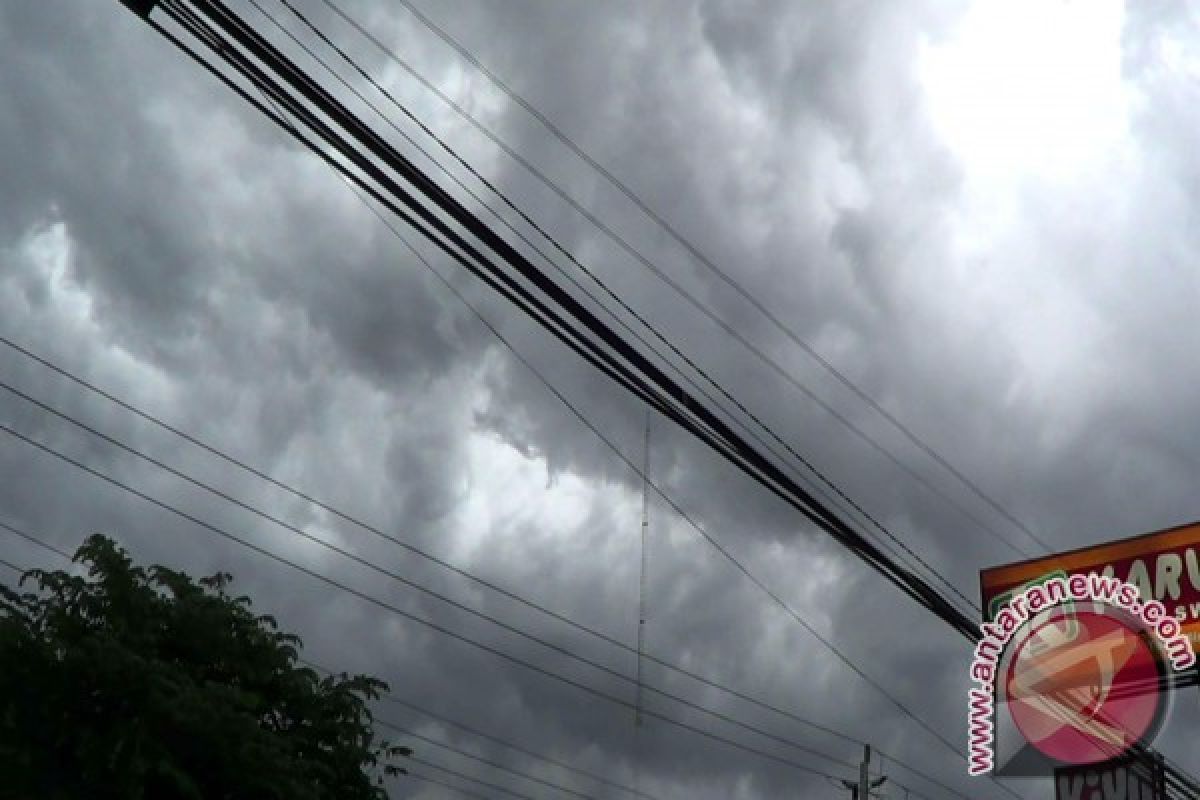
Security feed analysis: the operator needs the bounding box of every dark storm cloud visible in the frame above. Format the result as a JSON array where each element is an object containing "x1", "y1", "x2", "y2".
[
  {"x1": 298, "y1": 2, "x2": 1019, "y2": 796},
  {"x1": 387, "y1": 0, "x2": 1200, "y2": 789},
  {"x1": 7, "y1": 0, "x2": 1200, "y2": 798},
  {"x1": 0, "y1": 1, "x2": 1003, "y2": 797}
]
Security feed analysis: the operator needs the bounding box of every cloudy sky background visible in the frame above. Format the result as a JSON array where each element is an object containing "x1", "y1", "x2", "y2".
[{"x1": 3, "y1": 0, "x2": 1200, "y2": 797}]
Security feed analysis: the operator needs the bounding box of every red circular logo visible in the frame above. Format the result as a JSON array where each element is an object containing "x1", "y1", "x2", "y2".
[{"x1": 1004, "y1": 609, "x2": 1165, "y2": 765}]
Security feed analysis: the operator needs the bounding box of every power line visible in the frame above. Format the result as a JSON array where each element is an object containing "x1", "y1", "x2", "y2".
[
  {"x1": 0, "y1": 513, "x2": 955, "y2": 800},
  {"x1": 0, "y1": 26, "x2": 984, "y2": 762},
  {"x1": 103, "y1": 4, "x2": 1113, "y2": 796},
  {"x1": 243, "y1": 123, "x2": 984, "y2": 799},
  {"x1": 73, "y1": 2, "x2": 999, "y2": 792},
  {"x1": 0, "y1": 538, "x2": 499, "y2": 800},
  {"x1": 0, "y1": 377, "x2": 864, "y2": 775},
  {"x1": 135, "y1": 12, "x2": 1175, "y2": 790},
  {"x1": 103, "y1": 5, "x2": 999, "y2": 796},
  {"x1": 314, "y1": 0, "x2": 1043, "y2": 561},
  {"x1": 379, "y1": 719, "x2": 608, "y2": 800},
  {"x1": 408, "y1": 755, "x2": 539, "y2": 800},
  {"x1": 192, "y1": 0, "x2": 985, "y2": 677},
  {"x1": 3, "y1": 521, "x2": 1191, "y2": 800},
  {"x1": 277, "y1": 0, "x2": 1036, "y2": 584},
  {"x1": 0, "y1": 516, "x2": 944, "y2": 800},
  {"x1": 152, "y1": 0, "x2": 981, "y2": 647},
  {"x1": 0, "y1": 336, "x2": 971, "y2": 800},
  {"x1": 130, "y1": 5, "x2": 1197, "y2": 793},
  {"x1": 0, "y1": 338, "x2": 860, "y2": 745},
  {"x1": 316, "y1": 184, "x2": 987, "y2": 775},
  {"x1": 378, "y1": 692, "x2": 658, "y2": 800},
  {"x1": 260, "y1": 0, "x2": 981, "y2": 617},
  {"x1": 327, "y1": 0, "x2": 1052, "y2": 556},
  {"x1": 173, "y1": 0, "x2": 977, "y2": 643},
  {"x1": 3, "y1": 0, "x2": 990, "y2": 619},
  {"x1": 0, "y1": 420, "x2": 861, "y2": 785},
  {"x1": 141, "y1": 8, "x2": 992, "y2": 787},
  {"x1": 2, "y1": 516, "x2": 1187, "y2": 798},
  {"x1": 0, "y1": 519, "x2": 72, "y2": 561},
  {"x1": 0, "y1": 524, "x2": 660, "y2": 800}
]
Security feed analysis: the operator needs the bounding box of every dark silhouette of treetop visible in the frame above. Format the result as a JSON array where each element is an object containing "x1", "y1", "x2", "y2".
[{"x1": 0, "y1": 534, "x2": 408, "y2": 799}]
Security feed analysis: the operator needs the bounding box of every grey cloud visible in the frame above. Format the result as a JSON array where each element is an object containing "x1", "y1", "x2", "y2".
[{"x1": 8, "y1": 0, "x2": 1200, "y2": 797}]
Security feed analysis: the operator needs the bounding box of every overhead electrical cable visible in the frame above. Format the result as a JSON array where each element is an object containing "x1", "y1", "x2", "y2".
[
  {"x1": 320, "y1": 0, "x2": 1051, "y2": 555},
  {"x1": 132, "y1": 12, "x2": 1001, "y2": 783},
  {"x1": 312, "y1": 0, "x2": 1043, "y2": 559},
  {"x1": 0, "y1": 378, "x2": 865, "y2": 776},
  {"x1": 134, "y1": 0, "x2": 981, "y2": 648},
  {"x1": 0, "y1": 421, "x2": 866, "y2": 786},
  {"x1": 316, "y1": 191, "x2": 993, "y2": 785},
  {"x1": 330, "y1": 182, "x2": 979, "y2": 628},
  {"x1": 112, "y1": 3, "x2": 1014, "y2": 793},
  {"x1": 0, "y1": 346, "x2": 976, "y2": 800},
  {"x1": 406, "y1": 755, "x2": 552, "y2": 800},
  {"x1": 0, "y1": 519, "x2": 72, "y2": 561},
  {"x1": 0, "y1": 527, "x2": 659, "y2": 800},
  {"x1": 0, "y1": 335, "x2": 935, "y2": 766},
  {"x1": 0, "y1": 507, "x2": 954, "y2": 800},
  {"x1": 378, "y1": 720, "x2": 610, "y2": 800},
  {"x1": 109, "y1": 2, "x2": 1196, "y2": 795},
  {"x1": 377, "y1": 692, "x2": 658, "y2": 800},
  {"x1": 0, "y1": 420, "x2": 1186, "y2": 797},
  {"x1": 250, "y1": 0, "x2": 980, "y2": 616},
  {"x1": 120, "y1": 5, "x2": 986, "y2": 777}
]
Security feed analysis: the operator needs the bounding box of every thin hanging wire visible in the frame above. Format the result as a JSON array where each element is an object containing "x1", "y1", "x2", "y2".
[
  {"x1": 634, "y1": 408, "x2": 652, "y2": 798},
  {"x1": 636, "y1": 408, "x2": 651, "y2": 728}
]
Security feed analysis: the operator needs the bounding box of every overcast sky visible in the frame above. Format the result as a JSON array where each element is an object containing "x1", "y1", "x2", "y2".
[{"x1": 3, "y1": 1, "x2": 1200, "y2": 797}]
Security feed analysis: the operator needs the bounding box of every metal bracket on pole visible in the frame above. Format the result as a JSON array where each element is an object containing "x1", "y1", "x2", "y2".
[{"x1": 843, "y1": 745, "x2": 888, "y2": 799}]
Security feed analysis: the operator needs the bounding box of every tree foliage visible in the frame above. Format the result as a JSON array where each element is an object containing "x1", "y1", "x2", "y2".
[{"x1": 0, "y1": 534, "x2": 408, "y2": 799}]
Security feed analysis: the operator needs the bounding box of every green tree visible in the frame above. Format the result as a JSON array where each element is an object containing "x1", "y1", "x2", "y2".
[{"x1": 0, "y1": 534, "x2": 409, "y2": 799}]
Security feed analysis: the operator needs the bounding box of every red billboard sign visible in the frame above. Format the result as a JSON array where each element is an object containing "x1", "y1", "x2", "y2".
[{"x1": 980, "y1": 519, "x2": 1200, "y2": 651}]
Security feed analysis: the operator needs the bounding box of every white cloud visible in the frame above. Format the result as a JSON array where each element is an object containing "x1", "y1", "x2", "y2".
[{"x1": 919, "y1": 0, "x2": 1131, "y2": 187}]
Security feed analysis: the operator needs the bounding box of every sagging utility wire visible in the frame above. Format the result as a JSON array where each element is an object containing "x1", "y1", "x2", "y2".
[
  {"x1": 110, "y1": 2, "x2": 1200, "y2": 796},
  {"x1": 126, "y1": 0, "x2": 981, "y2": 645}
]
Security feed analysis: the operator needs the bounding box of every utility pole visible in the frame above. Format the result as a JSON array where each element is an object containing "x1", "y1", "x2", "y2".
[
  {"x1": 859, "y1": 744, "x2": 870, "y2": 797},
  {"x1": 840, "y1": 744, "x2": 887, "y2": 799}
]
